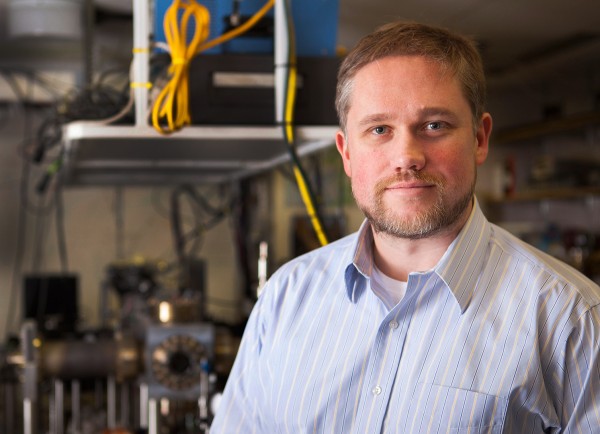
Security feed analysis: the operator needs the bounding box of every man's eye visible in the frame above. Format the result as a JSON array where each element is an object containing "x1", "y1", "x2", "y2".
[
  {"x1": 372, "y1": 126, "x2": 387, "y2": 135},
  {"x1": 425, "y1": 121, "x2": 444, "y2": 131}
]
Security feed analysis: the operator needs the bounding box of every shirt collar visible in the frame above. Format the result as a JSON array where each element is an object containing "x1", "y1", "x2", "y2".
[
  {"x1": 345, "y1": 219, "x2": 375, "y2": 302},
  {"x1": 345, "y1": 198, "x2": 492, "y2": 312},
  {"x1": 434, "y1": 198, "x2": 491, "y2": 312}
]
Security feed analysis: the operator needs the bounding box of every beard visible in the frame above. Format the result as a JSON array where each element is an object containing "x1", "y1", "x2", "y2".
[{"x1": 354, "y1": 170, "x2": 475, "y2": 240}]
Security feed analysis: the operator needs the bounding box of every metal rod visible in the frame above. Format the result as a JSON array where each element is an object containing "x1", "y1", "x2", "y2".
[
  {"x1": 95, "y1": 380, "x2": 103, "y2": 408},
  {"x1": 54, "y1": 379, "x2": 64, "y2": 434},
  {"x1": 133, "y1": 0, "x2": 150, "y2": 126},
  {"x1": 23, "y1": 398, "x2": 33, "y2": 434},
  {"x1": 107, "y1": 376, "x2": 116, "y2": 429},
  {"x1": 148, "y1": 398, "x2": 158, "y2": 434},
  {"x1": 5, "y1": 382, "x2": 14, "y2": 434},
  {"x1": 274, "y1": 0, "x2": 288, "y2": 124},
  {"x1": 257, "y1": 241, "x2": 269, "y2": 297},
  {"x1": 49, "y1": 388, "x2": 55, "y2": 434},
  {"x1": 21, "y1": 322, "x2": 38, "y2": 434},
  {"x1": 139, "y1": 383, "x2": 149, "y2": 429},
  {"x1": 72, "y1": 380, "x2": 80, "y2": 434},
  {"x1": 82, "y1": 0, "x2": 94, "y2": 86},
  {"x1": 120, "y1": 382, "x2": 130, "y2": 428}
]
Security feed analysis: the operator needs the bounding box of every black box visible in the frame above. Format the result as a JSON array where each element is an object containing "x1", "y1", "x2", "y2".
[
  {"x1": 23, "y1": 273, "x2": 79, "y2": 335},
  {"x1": 188, "y1": 54, "x2": 340, "y2": 126}
]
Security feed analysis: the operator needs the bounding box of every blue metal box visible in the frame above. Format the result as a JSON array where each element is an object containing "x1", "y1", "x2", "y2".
[{"x1": 154, "y1": 0, "x2": 339, "y2": 56}]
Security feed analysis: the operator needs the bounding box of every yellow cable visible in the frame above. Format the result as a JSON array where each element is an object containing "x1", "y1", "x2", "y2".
[
  {"x1": 283, "y1": 31, "x2": 328, "y2": 246},
  {"x1": 197, "y1": 0, "x2": 275, "y2": 54},
  {"x1": 152, "y1": 0, "x2": 275, "y2": 134},
  {"x1": 152, "y1": 0, "x2": 209, "y2": 134}
]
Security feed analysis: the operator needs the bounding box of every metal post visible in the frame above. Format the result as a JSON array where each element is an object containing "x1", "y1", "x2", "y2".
[
  {"x1": 23, "y1": 398, "x2": 33, "y2": 434},
  {"x1": 132, "y1": 0, "x2": 150, "y2": 126},
  {"x1": 120, "y1": 382, "x2": 130, "y2": 428},
  {"x1": 21, "y1": 322, "x2": 38, "y2": 434},
  {"x1": 54, "y1": 379, "x2": 64, "y2": 434},
  {"x1": 257, "y1": 241, "x2": 269, "y2": 297},
  {"x1": 71, "y1": 380, "x2": 80, "y2": 434},
  {"x1": 148, "y1": 398, "x2": 158, "y2": 434},
  {"x1": 82, "y1": 0, "x2": 94, "y2": 86},
  {"x1": 274, "y1": 0, "x2": 289, "y2": 124},
  {"x1": 139, "y1": 383, "x2": 149, "y2": 429},
  {"x1": 198, "y1": 358, "x2": 210, "y2": 433},
  {"x1": 5, "y1": 381, "x2": 14, "y2": 433},
  {"x1": 107, "y1": 376, "x2": 116, "y2": 429},
  {"x1": 49, "y1": 387, "x2": 55, "y2": 434}
]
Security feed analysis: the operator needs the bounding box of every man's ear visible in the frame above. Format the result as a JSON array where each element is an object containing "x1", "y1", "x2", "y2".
[
  {"x1": 336, "y1": 130, "x2": 352, "y2": 177},
  {"x1": 475, "y1": 113, "x2": 493, "y2": 165}
]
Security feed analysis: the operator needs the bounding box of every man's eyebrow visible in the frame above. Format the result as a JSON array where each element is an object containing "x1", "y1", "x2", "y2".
[
  {"x1": 419, "y1": 107, "x2": 459, "y2": 119},
  {"x1": 356, "y1": 108, "x2": 461, "y2": 127},
  {"x1": 357, "y1": 113, "x2": 394, "y2": 127}
]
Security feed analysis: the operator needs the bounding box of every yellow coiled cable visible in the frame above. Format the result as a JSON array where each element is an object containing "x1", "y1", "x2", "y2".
[{"x1": 152, "y1": 0, "x2": 275, "y2": 134}]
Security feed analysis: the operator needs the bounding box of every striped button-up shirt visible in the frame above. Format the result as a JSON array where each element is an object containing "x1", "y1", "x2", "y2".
[{"x1": 211, "y1": 200, "x2": 600, "y2": 433}]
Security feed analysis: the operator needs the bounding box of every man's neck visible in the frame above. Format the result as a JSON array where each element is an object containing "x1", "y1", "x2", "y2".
[{"x1": 371, "y1": 202, "x2": 473, "y2": 282}]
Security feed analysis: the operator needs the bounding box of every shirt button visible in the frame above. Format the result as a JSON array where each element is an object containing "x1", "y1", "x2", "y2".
[
  {"x1": 389, "y1": 321, "x2": 399, "y2": 330},
  {"x1": 372, "y1": 386, "x2": 382, "y2": 396}
]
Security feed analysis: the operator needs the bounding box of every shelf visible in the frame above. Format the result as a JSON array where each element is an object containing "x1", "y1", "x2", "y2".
[
  {"x1": 61, "y1": 122, "x2": 339, "y2": 186},
  {"x1": 493, "y1": 110, "x2": 600, "y2": 144}
]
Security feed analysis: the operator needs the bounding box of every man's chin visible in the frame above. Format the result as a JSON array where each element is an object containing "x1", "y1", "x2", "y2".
[{"x1": 366, "y1": 211, "x2": 439, "y2": 240}]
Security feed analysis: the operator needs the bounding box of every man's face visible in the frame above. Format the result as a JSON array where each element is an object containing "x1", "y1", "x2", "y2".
[{"x1": 336, "y1": 55, "x2": 491, "y2": 239}]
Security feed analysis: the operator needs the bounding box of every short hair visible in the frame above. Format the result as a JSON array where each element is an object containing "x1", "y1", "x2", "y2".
[{"x1": 335, "y1": 21, "x2": 487, "y2": 132}]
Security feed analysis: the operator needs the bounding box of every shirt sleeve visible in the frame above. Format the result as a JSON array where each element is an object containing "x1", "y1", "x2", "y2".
[
  {"x1": 560, "y1": 305, "x2": 600, "y2": 432},
  {"x1": 210, "y1": 285, "x2": 271, "y2": 433}
]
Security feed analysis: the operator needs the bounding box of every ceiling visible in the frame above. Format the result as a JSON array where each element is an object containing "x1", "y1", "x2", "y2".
[
  {"x1": 337, "y1": 0, "x2": 600, "y2": 88},
  {"x1": 2, "y1": 0, "x2": 599, "y2": 88}
]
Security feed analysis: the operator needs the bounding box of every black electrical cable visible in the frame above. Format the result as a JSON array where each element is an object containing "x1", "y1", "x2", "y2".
[
  {"x1": 31, "y1": 151, "x2": 60, "y2": 274},
  {"x1": 170, "y1": 184, "x2": 234, "y2": 271},
  {"x1": 1, "y1": 68, "x2": 128, "y2": 166},
  {"x1": 170, "y1": 187, "x2": 187, "y2": 265},
  {"x1": 32, "y1": 218, "x2": 44, "y2": 272},
  {"x1": 151, "y1": 187, "x2": 171, "y2": 220},
  {"x1": 310, "y1": 155, "x2": 324, "y2": 205},
  {"x1": 55, "y1": 176, "x2": 69, "y2": 273},
  {"x1": 235, "y1": 180, "x2": 255, "y2": 301},
  {"x1": 32, "y1": 79, "x2": 130, "y2": 166}
]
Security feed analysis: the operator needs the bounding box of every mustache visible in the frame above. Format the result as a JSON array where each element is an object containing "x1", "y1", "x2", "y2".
[{"x1": 374, "y1": 171, "x2": 445, "y2": 195}]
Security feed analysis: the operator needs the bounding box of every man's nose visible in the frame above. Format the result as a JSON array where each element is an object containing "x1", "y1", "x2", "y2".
[{"x1": 390, "y1": 132, "x2": 426, "y2": 173}]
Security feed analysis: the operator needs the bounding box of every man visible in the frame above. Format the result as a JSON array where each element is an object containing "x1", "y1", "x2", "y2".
[{"x1": 211, "y1": 21, "x2": 600, "y2": 433}]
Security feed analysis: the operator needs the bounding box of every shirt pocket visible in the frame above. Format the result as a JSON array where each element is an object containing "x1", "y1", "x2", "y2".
[{"x1": 405, "y1": 382, "x2": 508, "y2": 433}]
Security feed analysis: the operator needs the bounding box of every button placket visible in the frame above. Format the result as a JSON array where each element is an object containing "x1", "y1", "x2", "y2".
[{"x1": 354, "y1": 285, "x2": 421, "y2": 433}]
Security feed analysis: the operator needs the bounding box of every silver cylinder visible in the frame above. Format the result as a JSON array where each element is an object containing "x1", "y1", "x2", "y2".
[{"x1": 40, "y1": 336, "x2": 140, "y2": 381}]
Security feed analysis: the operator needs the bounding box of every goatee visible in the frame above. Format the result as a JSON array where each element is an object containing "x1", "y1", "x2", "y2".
[{"x1": 355, "y1": 171, "x2": 474, "y2": 240}]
